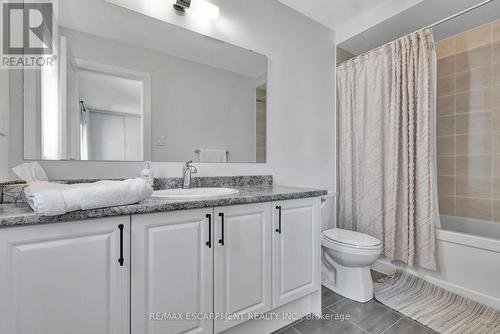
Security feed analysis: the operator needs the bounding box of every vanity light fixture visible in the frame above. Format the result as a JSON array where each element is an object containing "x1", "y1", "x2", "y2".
[
  {"x1": 173, "y1": 0, "x2": 220, "y2": 20},
  {"x1": 173, "y1": 0, "x2": 191, "y2": 15}
]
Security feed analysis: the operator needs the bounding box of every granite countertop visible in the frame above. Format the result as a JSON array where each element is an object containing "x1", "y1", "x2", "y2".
[{"x1": 0, "y1": 185, "x2": 327, "y2": 228}]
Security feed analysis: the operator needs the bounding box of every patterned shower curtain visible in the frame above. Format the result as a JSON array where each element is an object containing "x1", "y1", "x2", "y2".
[{"x1": 337, "y1": 29, "x2": 438, "y2": 271}]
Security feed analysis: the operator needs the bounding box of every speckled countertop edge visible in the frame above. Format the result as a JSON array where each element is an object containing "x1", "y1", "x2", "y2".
[
  {"x1": 0, "y1": 175, "x2": 275, "y2": 204},
  {"x1": 0, "y1": 186, "x2": 327, "y2": 228}
]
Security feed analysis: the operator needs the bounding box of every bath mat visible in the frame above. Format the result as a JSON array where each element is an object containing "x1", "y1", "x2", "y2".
[{"x1": 374, "y1": 271, "x2": 500, "y2": 334}]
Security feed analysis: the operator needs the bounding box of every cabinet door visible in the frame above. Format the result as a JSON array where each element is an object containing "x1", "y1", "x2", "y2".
[
  {"x1": 131, "y1": 209, "x2": 213, "y2": 334},
  {"x1": 272, "y1": 198, "x2": 320, "y2": 308},
  {"x1": 0, "y1": 217, "x2": 130, "y2": 334},
  {"x1": 214, "y1": 203, "x2": 272, "y2": 333}
]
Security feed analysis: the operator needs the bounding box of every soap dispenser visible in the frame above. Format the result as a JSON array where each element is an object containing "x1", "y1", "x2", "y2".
[{"x1": 141, "y1": 161, "x2": 153, "y2": 187}]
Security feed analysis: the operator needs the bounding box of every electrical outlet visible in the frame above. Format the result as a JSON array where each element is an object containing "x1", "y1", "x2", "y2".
[{"x1": 155, "y1": 136, "x2": 167, "y2": 146}]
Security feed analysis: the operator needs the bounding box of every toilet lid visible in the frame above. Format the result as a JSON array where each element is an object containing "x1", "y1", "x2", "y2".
[{"x1": 323, "y1": 228, "x2": 381, "y2": 248}]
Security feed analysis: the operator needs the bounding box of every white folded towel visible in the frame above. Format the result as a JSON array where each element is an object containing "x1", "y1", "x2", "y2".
[
  {"x1": 198, "y1": 149, "x2": 227, "y2": 163},
  {"x1": 12, "y1": 162, "x2": 48, "y2": 182},
  {"x1": 24, "y1": 178, "x2": 153, "y2": 216}
]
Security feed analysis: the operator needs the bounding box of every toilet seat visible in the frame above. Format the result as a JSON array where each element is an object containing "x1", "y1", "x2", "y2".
[{"x1": 322, "y1": 228, "x2": 381, "y2": 249}]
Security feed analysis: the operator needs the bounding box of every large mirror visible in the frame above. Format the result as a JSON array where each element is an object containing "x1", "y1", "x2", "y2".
[{"x1": 23, "y1": 0, "x2": 267, "y2": 163}]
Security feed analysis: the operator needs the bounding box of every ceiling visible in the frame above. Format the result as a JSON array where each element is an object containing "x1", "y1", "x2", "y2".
[
  {"x1": 277, "y1": 0, "x2": 424, "y2": 42},
  {"x1": 339, "y1": 0, "x2": 500, "y2": 55}
]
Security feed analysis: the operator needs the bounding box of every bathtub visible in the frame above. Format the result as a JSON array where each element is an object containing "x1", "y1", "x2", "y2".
[{"x1": 373, "y1": 215, "x2": 500, "y2": 310}]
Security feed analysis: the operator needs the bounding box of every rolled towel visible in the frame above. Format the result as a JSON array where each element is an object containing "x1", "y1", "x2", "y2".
[{"x1": 24, "y1": 178, "x2": 153, "y2": 216}]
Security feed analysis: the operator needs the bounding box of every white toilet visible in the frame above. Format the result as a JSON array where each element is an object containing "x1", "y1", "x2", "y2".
[{"x1": 321, "y1": 193, "x2": 383, "y2": 303}]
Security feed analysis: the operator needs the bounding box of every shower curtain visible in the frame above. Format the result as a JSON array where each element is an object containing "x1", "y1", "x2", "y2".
[{"x1": 337, "y1": 29, "x2": 438, "y2": 271}]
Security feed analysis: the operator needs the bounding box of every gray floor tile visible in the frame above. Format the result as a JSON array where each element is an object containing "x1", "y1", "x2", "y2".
[
  {"x1": 272, "y1": 317, "x2": 306, "y2": 334},
  {"x1": 371, "y1": 298, "x2": 403, "y2": 316},
  {"x1": 321, "y1": 286, "x2": 344, "y2": 307},
  {"x1": 329, "y1": 299, "x2": 401, "y2": 334},
  {"x1": 293, "y1": 308, "x2": 366, "y2": 334},
  {"x1": 372, "y1": 296, "x2": 437, "y2": 333},
  {"x1": 273, "y1": 326, "x2": 301, "y2": 334},
  {"x1": 382, "y1": 318, "x2": 436, "y2": 334}
]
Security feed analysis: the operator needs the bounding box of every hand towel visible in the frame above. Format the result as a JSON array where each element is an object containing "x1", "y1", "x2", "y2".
[
  {"x1": 198, "y1": 149, "x2": 227, "y2": 163},
  {"x1": 12, "y1": 162, "x2": 49, "y2": 182},
  {"x1": 24, "y1": 178, "x2": 153, "y2": 216}
]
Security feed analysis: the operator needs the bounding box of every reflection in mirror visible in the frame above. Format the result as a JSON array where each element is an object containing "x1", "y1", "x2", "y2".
[
  {"x1": 256, "y1": 85, "x2": 267, "y2": 163},
  {"x1": 78, "y1": 70, "x2": 143, "y2": 161},
  {"x1": 23, "y1": 0, "x2": 267, "y2": 163}
]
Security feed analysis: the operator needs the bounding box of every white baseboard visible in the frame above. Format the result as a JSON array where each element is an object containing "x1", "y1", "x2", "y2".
[{"x1": 372, "y1": 259, "x2": 500, "y2": 311}]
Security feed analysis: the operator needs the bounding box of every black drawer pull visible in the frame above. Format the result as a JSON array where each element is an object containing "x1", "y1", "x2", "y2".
[
  {"x1": 118, "y1": 224, "x2": 124, "y2": 266},
  {"x1": 206, "y1": 214, "x2": 212, "y2": 248},
  {"x1": 275, "y1": 206, "x2": 282, "y2": 234},
  {"x1": 218, "y1": 212, "x2": 225, "y2": 246}
]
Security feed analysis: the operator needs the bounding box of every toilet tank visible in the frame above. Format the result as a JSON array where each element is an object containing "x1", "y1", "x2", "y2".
[{"x1": 321, "y1": 191, "x2": 336, "y2": 232}]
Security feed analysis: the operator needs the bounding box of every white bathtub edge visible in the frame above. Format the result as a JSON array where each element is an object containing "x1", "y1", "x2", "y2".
[
  {"x1": 436, "y1": 229, "x2": 500, "y2": 253},
  {"x1": 371, "y1": 259, "x2": 500, "y2": 311}
]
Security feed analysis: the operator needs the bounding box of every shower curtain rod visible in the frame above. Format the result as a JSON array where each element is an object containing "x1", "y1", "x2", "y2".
[
  {"x1": 425, "y1": 0, "x2": 496, "y2": 29},
  {"x1": 337, "y1": 0, "x2": 496, "y2": 65}
]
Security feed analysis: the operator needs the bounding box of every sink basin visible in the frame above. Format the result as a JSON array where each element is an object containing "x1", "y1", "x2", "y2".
[{"x1": 152, "y1": 188, "x2": 240, "y2": 200}]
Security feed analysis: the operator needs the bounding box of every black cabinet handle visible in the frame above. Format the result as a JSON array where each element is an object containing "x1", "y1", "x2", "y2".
[
  {"x1": 205, "y1": 214, "x2": 212, "y2": 248},
  {"x1": 275, "y1": 206, "x2": 282, "y2": 234},
  {"x1": 118, "y1": 224, "x2": 124, "y2": 266},
  {"x1": 218, "y1": 212, "x2": 225, "y2": 246}
]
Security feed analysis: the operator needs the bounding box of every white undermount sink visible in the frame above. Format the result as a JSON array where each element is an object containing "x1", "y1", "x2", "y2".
[{"x1": 152, "y1": 187, "x2": 240, "y2": 200}]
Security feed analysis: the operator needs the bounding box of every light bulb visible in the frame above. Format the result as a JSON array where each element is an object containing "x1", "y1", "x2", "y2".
[{"x1": 191, "y1": 0, "x2": 219, "y2": 20}]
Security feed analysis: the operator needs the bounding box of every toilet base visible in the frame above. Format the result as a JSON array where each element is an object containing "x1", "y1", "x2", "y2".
[{"x1": 322, "y1": 259, "x2": 374, "y2": 303}]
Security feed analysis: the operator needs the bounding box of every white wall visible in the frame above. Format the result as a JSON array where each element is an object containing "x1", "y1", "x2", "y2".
[
  {"x1": 9, "y1": 0, "x2": 336, "y2": 191},
  {"x1": 0, "y1": 70, "x2": 9, "y2": 182}
]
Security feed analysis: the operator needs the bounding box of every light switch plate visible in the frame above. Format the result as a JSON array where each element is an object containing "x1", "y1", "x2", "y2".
[{"x1": 155, "y1": 136, "x2": 167, "y2": 146}]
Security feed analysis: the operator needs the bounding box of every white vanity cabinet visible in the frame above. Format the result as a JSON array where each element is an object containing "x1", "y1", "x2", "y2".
[
  {"x1": 214, "y1": 203, "x2": 272, "y2": 333},
  {"x1": 131, "y1": 208, "x2": 214, "y2": 334},
  {"x1": 130, "y1": 198, "x2": 320, "y2": 334},
  {"x1": 272, "y1": 198, "x2": 321, "y2": 308},
  {"x1": 0, "y1": 216, "x2": 130, "y2": 334}
]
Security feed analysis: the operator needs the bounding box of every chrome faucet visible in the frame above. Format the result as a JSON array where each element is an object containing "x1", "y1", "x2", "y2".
[{"x1": 182, "y1": 161, "x2": 198, "y2": 189}]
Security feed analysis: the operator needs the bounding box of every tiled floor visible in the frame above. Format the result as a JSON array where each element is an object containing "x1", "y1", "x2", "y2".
[{"x1": 274, "y1": 271, "x2": 438, "y2": 334}]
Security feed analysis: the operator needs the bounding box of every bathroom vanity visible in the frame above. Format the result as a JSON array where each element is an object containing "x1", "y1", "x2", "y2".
[{"x1": 0, "y1": 179, "x2": 325, "y2": 334}]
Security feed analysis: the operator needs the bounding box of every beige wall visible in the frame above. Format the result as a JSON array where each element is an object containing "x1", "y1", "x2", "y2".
[{"x1": 436, "y1": 19, "x2": 500, "y2": 222}]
